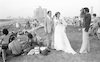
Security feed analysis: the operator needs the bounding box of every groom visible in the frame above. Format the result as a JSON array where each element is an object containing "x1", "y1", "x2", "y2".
[
  {"x1": 44, "y1": 11, "x2": 54, "y2": 49},
  {"x1": 79, "y1": 7, "x2": 91, "y2": 53}
]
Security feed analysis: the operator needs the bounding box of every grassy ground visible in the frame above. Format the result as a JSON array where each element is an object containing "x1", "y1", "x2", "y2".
[{"x1": 1, "y1": 25, "x2": 100, "y2": 62}]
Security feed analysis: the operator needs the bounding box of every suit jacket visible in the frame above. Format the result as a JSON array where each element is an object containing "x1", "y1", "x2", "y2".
[
  {"x1": 44, "y1": 16, "x2": 54, "y2": 33},
  {"x1": 83, "y1": 13, "x2": 91, "y2": 32}
]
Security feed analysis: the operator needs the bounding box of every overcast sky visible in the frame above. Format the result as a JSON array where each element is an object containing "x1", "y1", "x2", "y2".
[{"x1": 0, "y1": 0, "x2": 100, "y2": 19}]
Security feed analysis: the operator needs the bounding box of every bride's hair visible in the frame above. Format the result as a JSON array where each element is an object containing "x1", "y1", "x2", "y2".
[{"x1": 55, "y1": 12, "x2": 60, "y2": 17}]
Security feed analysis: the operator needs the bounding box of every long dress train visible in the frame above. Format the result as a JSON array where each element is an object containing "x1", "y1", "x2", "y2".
[{"x1": 54, "y1": 19, "x2": 76, "y2": 54}]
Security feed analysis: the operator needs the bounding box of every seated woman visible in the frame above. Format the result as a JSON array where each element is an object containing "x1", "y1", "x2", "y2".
[
  {"x1": 8, "y1": 38, "x2": 23, "y2": 56},
  {"x1": 8, "y1": 31, "x2": 26, "y2": 56}
]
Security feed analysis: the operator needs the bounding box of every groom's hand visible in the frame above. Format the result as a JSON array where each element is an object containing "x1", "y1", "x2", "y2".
[{"x1": 85, "y1": 27, "x2": 89, "y2": 32}]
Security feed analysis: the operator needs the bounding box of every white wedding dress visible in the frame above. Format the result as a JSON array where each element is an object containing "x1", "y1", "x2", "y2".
[{"x1": 54, "y1": 18, "x2": 77, "y2": 54}]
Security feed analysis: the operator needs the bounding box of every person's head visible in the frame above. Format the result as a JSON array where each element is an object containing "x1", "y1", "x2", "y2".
[
  {"x1": 27, "y1": 33, "x2": 33, "y2": 39},
  {"x1": 34, "y1": 19, "x2": 39, "y2": 24},
  {"x1": 80, "y1": 8, "x2": 85, "y2": 18},
  {"x1": 47, "y1": 11, "x2": 52, "y2": 17},
  {"x1": 2, "y1": 28, "x2": 9, "y2": 35},
  {"x1": 83, "y1": 7, "x2": 89, "y2": 13},
  {"x1": 55, "y1": 12, "x2": 60, "y2": 19},
  {"x1": 9, "y1": 32, "x2": 17, "y2": 42},
  {"x1": 25, "y1": 31, "x2": 28, "y2": 34},
  {"x1": 93, "y1": 13, "x2": 96, "y2": 17}
]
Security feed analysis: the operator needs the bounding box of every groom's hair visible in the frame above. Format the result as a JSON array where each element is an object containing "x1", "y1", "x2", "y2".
[
  {"x1": 83, "y1": 7, "x2": 89, "y2": 12},
  {"x1": 47, "y1": 11, "x2": 51, "y2": 14}
]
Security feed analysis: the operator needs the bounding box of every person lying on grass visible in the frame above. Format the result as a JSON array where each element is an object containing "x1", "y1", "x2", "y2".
[
  {"x1": 22, "y1": 32, "x2": 40, "y2": 55},
  {"x1": 23, "y1": 31, "x2": 50, "y2": 55}
]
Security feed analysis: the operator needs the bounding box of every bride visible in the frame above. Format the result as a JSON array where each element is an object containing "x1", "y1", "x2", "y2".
[{"x1": 53, "y1": 12, "x2": 77, "y2": 54}]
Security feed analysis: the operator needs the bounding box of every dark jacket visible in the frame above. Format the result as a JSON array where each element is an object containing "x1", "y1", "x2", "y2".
[{"x1": 83, "y1": 13, "x2": 91, "y2": 32}]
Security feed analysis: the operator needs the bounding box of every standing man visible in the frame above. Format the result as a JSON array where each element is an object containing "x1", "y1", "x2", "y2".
[
  {"x1": 91, "y1": 14, "x2": 98, "y2": 37},
  {"x1": 44, "y1": 11, "x2": 54, "y2": 49},
  {"x1": 92, "y1": 13, "x2": 98, "y2": 23},
  {"x1": 79, "y1": 7, "x2": 91, "y2": 53}
]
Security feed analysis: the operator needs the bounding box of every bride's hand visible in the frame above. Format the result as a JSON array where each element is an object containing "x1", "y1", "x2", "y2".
[
  {"x1": 55, "y1": 22, "x2": 58, "y2": 26},
  {"x1": 64, "y1": 26, "x2": 67, "y2": 33}
]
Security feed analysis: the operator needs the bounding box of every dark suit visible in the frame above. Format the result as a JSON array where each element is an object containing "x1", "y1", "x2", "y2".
[
  {"x1": 83, "y1": 13, "x2": 91, "y2": 32},
  {"x1": 80, "y1": 13, "x2": 91, "y2": 53}
]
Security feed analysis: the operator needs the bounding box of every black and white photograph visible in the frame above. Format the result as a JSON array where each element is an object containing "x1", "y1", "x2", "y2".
[{"x1": 0, "y1": 0, "x2": 100, "y2": 62}]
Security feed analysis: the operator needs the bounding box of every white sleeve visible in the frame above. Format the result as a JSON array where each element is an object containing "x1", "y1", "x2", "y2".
[
  {"x1": 61, "y1": 19, "x2": 67, "y2": 26},
  {"x1": 54, "y1": 18, "x2": 58, "y2": 27}
]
